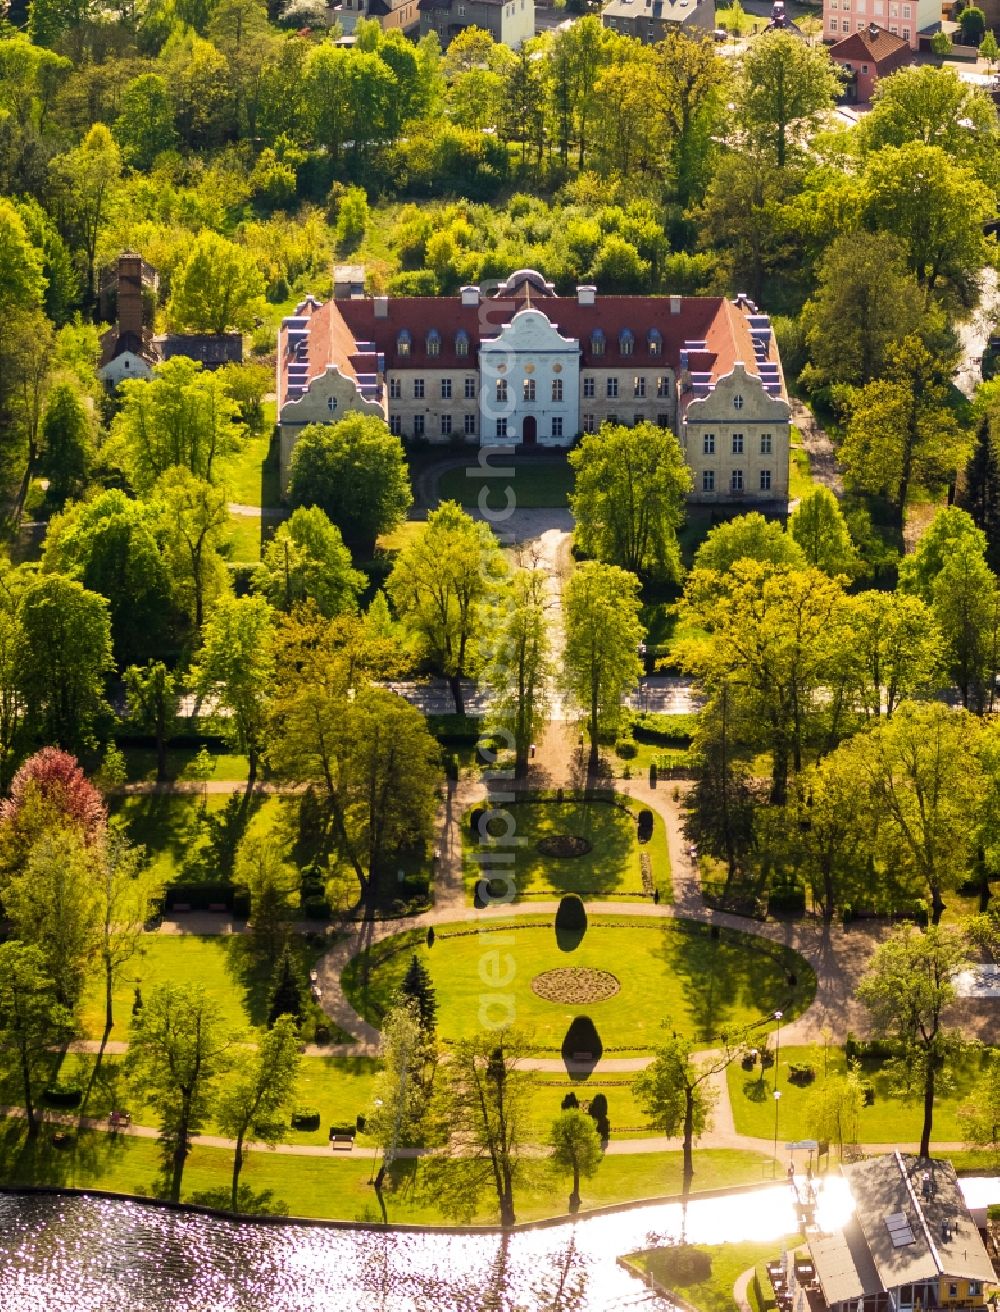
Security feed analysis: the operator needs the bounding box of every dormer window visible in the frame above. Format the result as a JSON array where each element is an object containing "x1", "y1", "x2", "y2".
[
  {"x1": 591, "y1": 329, "x2": 605, "y2": 357},
  {"x1": 397, "y1": 330, "x2": 412, "y2": 358},
  {"x1": 426, "y1": 329, "x2": 441, "y2": 358},
  {"x1": 648, "y1": 328, "x2": 662, "y2": 357},
  {"x1": 619, "y1": 329, "x2": 634, "y2": 357},
  {"x1": 455, "y1": 330, "x2": 470, "y2": 358}
]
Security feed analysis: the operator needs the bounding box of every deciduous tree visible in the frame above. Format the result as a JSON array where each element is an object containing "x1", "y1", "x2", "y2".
[
  {"x1": 789, "y1": 488, "x2": 864, "y2": 579},
  {"x1": 857, "y1": 923, "x2": 971, "y2": 1157},
  {"x1": 254, "y1": 506, "x2": 364, "y2": 618},
  {"x1": 155, "y1": 468, "x2": 232, "y2": 632},
  {"x1": 126, "y1": 984, "x2": 233, "y2": 1203},
  {"x1": 549, "y1": 1107, "x2": 603, "y2": 1213},
  {"x1": 51, "y1": 124, "x2": 122, "y2": 308},
  {"x1": 569, "y1": 421, "x2": 691, "y2": 579},
  {"x1": 387, "y1": 501, "x2": 507, "y2": 714},
  {"x1": 0, "y1": 942, "x2": 72, "y2": 1137},
  {"x1": 562, "y1": 561, "x2": 644, "y2": 772},
  {"x1": 425, "y1": 1030, "x2": 533, "y2": 1227},
  {"x1": 123, "y1": 661, "x2": 179, "y2": 783},
  {"x1": 733, "y1": 31, "x2": 842, "y2": 168},
  {"x1": 194, "y1": 594, "x2": 276, "y2": 799},
  {"x1": 288, "y1": 416, "x2": 412, "y2": 555},
  {"x1": 167, "y1": 231, "x2": 266, "y2": 335},
  {"x1": 693, "y1": 511, "x2": 804, "y2": 575},
  {"x1": 16, "y1": 575, "x2": 113, "y2": 752},
  {"x1": 216, "y1": 1014, "x2": 300, "y2": 1211},
  {"x1": 486, "y1": 567, "x2": 550, "y2": 776}
]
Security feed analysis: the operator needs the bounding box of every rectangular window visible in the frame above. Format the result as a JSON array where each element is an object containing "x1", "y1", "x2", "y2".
[
  {"x1": 552, "y1": 417, "x2": 563, "y2": 438},
  {"x1": 389, "y1": 377, "x2": 401, "y2": 400},
  {"x1": 731, "y1": 469, "x2": 744, "y2": 492},
  {"x1": 657, "y1": 413, "x2": 669, "y2": 428},
  {"x1": 969, "y1": 1285, "x2": 980, "y2": 1298},
  {"x1": 889, "y1": 22, "x2": 897, "y2": 31},
  {"x1": 949, "y1": 1289, "x2": 958, "y2": 1300},
  {"x1": 523, "y1": 378, "x2": 536, "y2": 402},
  {"x1": 583, "y1": 414, "x2": 595, "y2": 432},
  {"x1": 389, "y1": 415, "x2": 402, "y2": 436},
  {"x1": 441, "y1": 378, "x2": 452, "y2": 400},
  {"x1": 551, "y1": 379, "x2": 563, "y2": 402},
  {"x1": 496, "y1": 418, "x2": 507, "y2": 438},
  {"x1": 413, "y1": 378, "x2": 425, "y2": 400},
  {"x1": 441, "y1": 415, "x2": 452, "y2": 437},
  {"x1": 656, "y1": 376, "x2": 668, "y2": 397},
  {"x1": 464, "y1": 414, "x2": 476, "y2": 436},
  {"x1": 703, "y1": 433, "x2": 715, "y2": 455},
  {"x1": 583, "y1": 376, "x2": 595, "y2": 399},
  {"x1": 464, "y1": 377, "x2": 476, "y2": 400},
  {"x1": 732, "y1": 433, "x2": 744, "y2": 455},
  {"x1": 496, "y1": 379, "x2": 508, "y2": 403},
  {"x1": 760, "y1": 469, "x2": 771, "y2": 491},
  {"x1": 902, "y1": 26, "x2": 910, "y2": 36},
  {"x1": 902, "y1": 1, "x2": 910, "y2": 12},
  {"x1": 760, "y1": 433, "x2": 772, "y2": 455},
  {"x1": 606, "y1": 377, "x2": 618, "y2": 399},
  {"x1": 632, "y1": 414, "x2": 642, "y2": 427},
  {"x1": 607, "y1": 414, "x2": 618, "y2": 426},
  {"x1": 413, "y1": 414, "x2": 425, "y2": 437},
  {"x1": 634, "y1": 376, "x2": 646, "y2": 398},
  {"x1": 874, "y1": 0, "x2": 884, "y2": 11},
  {"x1": 857, "y1": 0, "x2": 865, "y2": 10},
  {"x1": 702, "y1": 470, "x2": 715, "y2": 492},
  {"x1": 890, "y1": 1, "x2": 897, "y2": 13}
]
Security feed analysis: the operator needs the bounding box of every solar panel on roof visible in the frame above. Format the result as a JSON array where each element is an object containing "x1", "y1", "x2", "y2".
[{"x1": 885, "y1": 1213, "x2": 915, "y2": 1246}]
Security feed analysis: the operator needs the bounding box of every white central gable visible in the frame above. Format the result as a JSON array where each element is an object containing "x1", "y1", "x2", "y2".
[{"x1": 480, "y1": 308, "x2": 579, "y2": 357}]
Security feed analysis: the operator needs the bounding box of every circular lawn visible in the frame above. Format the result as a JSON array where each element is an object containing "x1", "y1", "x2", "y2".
[{"x1": 342, "y1": 917, "x2": 814, "y2": 1053}]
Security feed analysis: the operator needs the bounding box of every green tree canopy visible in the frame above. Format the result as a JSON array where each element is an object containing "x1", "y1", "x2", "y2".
[
  {"x1": 693, "y1": 511, "x2": 804, "y2": 575},
  {"x1": 789, "y1": 487, "x2": 863, "y2": 579},
  {"x1": 562, "y1": 560, "x2": 645, "y2": 771},
  {"x1": 733, "y1": 30, "x2": 843, "y2": 168},
  {"x1": 167, "y1": 230, "x2": 266, "y2": 334},
  {"x1": 39, "y1": 381, "x2": 94, "y2": 504},
  {"x1": 549, "y1": 1107, "x2": 603, "y2": 1212},
  {"x1": 288, "y1": 415, "x2": 412, "y2": 554},
  {"x1": 42, "y1": 490, "x2": 180, "y2": 670},
  {"x1": 0, "y1": 942, "x2": 72, "y2": 1136},
  {"x1": 486, "y1": 567, "x2": 550, "y2": 776},
  {"x1": 387, "y1": 501, "x2": 507, "y2": 714},
  {"x1": 569, "y1": 421, "x2": 692, "y2": 579},
  {"x1": 111, "y1": 357, "x2": 245, "y2": 493},
  {"x1": 254, "y1": 506, "x2": 364, "y2": 618},
  {"x1": 16, "y1": 574, "x2": 113, "y2": 752}
]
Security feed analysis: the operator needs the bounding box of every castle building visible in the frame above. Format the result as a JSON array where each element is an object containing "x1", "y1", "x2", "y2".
[{"x1": 276, "y1": 269, "x2": 791, "y2": 506}]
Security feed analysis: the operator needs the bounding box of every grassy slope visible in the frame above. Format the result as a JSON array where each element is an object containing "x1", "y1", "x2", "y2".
[
  {"x1": 343, "y1": 916, "x2": 814, "y2": 1052},
  {"x1": 436, "y1": 459, "x2": 574, "y2": 509}
]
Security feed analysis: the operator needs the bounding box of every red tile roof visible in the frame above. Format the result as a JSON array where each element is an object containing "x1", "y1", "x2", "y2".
[
  {"x1": 278, "y1": 282, "x2": 785, "y2": 411},
  {"x1": 828, "y1": 23, "x2": 909, "y2": 64}
]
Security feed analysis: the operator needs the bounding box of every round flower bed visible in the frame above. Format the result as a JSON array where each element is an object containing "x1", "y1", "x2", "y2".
[
  {"x1": 536, "y1": 834, "x2": 593, "y2": 858},
  {"x1": 531, "y1": 967, "x2": 621, "y2": 1004}
]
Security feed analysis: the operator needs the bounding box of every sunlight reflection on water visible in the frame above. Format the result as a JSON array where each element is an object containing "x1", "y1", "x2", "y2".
[{"x1": 0, "y1": 1177, "x2": 992, "y2": 1312}]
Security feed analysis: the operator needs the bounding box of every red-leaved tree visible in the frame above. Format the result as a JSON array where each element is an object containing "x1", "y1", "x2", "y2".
[{"x1": 0, "y1": 748, "x2": 107, "y2": 872}]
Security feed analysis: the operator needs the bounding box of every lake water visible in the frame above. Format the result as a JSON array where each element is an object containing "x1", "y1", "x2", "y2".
[{"x1": 0, "y1": 1178, "x2": 994, "y2": 1312}]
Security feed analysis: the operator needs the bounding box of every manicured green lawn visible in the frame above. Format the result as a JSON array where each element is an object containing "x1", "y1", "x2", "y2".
[
  {"x1": 0, "y1": 1114, "x2": 773, "y2": 1224},
  {"x1": 628, "y1": 1237, "x2": 800, "y2": 1312},
  {"x1": 227, "y1": 512, "x2": 263, "y2": 562},
  {"x1": 726, "y1": 1043, "x2": 996, "y2": 1145},
  {"x1": 219, "y1": 434, "x2": 278, "y2": 509},
  {"x1": 789, "y1": 441, "x2": 816, "y2": 502},
  {"x1": 529, "y1": 1076, "x2": 658, "y2": 1139},
  {"x1": 462, "y1": 798, "x2": 672, "y2": 903},
  {"x1": 436, "y1": 458, "x2": 573, "y2": 509},
  {"x1": 343, "y1": 916, "x2": 814, "y2": 1051},
  {"x1": 121, "y1": 747, "x2": 251, "y2": 783},
  {"x1": 376, "y1": 520, "x2": 426, "y2": 553},
  {"x1": 113, "y1": 793, "x2": 288, "y2": 887}
]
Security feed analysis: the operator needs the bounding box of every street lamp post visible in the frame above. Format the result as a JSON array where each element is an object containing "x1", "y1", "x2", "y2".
[{"x1": 773, "y1": 1090, "x2": 782, "y2": 1178}]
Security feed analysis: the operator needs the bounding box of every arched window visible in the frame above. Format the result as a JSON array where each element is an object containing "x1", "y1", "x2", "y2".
[
  {"x1": 648, "y1": 328, "x2": 662, "y2": 357},
  {"x1": 397, "y1": 330, "x2": 412, "y2": 358},
  {"x1": 619, "y1": 329, "x2": 634, "y2": 357},
  {"x1": 455, "y1": 330, "x2": 470, "y2": 358},
  {"x1": 426, "y1": 329, "x2": 441, "y2": 358},
  {"x1": 591, "y1": 329, "x2": 605, "y2": 357}
]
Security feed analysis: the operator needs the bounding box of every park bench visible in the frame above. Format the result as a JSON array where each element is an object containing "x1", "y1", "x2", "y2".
[
  {"x1": 109, "y1": 1110, "x2": 131, "y2": 1130},
  {"x1": 207, "y1": 902, "x2": 227, "y2": 912},
  {"x1": 572, "y1": 1051, "x2": 594, "y2": 1062},
  {"x1": 172, "y1": 902, "x2": 192, "y2": 912},
  {"x1": 329, "y1": 1135, "x2": 354, "y2": 1151}
]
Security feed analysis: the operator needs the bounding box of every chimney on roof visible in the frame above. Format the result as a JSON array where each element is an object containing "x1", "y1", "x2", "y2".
[
  {"x1": 669, "y1": 295, "x2": 681, "y2": 315},
  {"x1": 460, "y1": 285, "x2": 480, "y2": 307},
  {"x1": 577, "y1": 285, "x2": 596, "y2": 306},
  {"x1": 868, "y1": 21, "x2": 879, "y2": 36},
  {"x1": 117, "y1": 252, "x2": 145, "y2": 341},
  {"x1": 373, "y1": 295, "x2": 389, "y2": 319}
]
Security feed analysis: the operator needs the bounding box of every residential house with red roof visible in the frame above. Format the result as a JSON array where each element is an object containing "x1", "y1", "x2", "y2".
[
  {"x1": 828, "y1": 22, "x2": 912, "y2": 99},
  {"x1": 276, "y1": 269, "x2": 791, "y2": 506}
]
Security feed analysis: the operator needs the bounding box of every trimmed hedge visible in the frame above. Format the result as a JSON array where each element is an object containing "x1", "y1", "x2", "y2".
[
  {"x1": 43, "y1": 1084, "x2": 83, "y2": 1108},
  {"x1": 164, "y1": 881, "x2": 234, "y2": 911},
  {"x1": 291, "y1": 1108, "x2": 321, "y2": 1131},
  {"x1": 768, "y1": 885, "x2": 806, "y2": 914}
]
